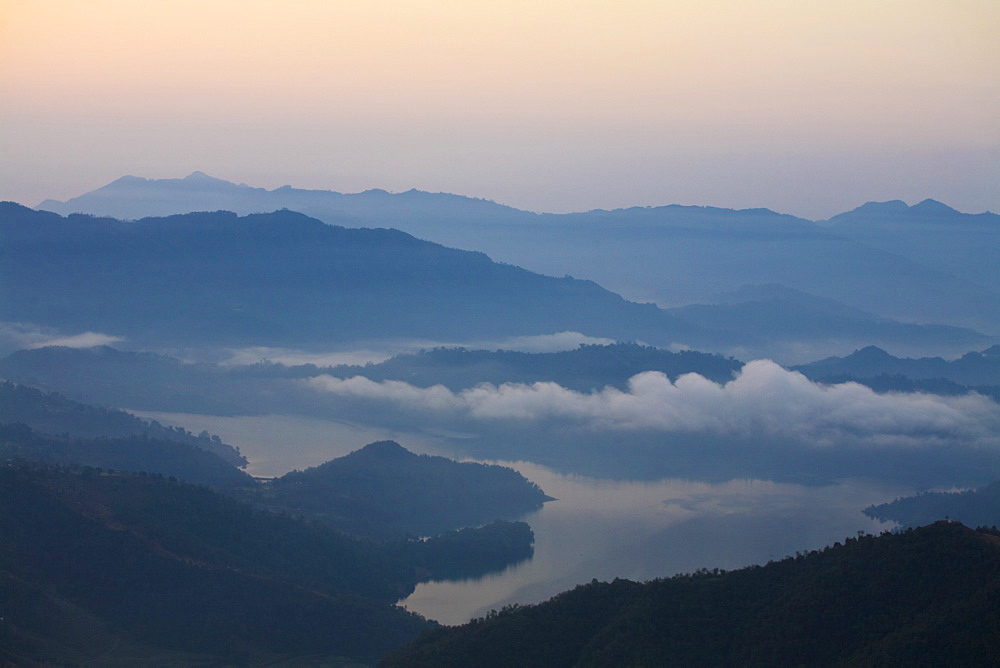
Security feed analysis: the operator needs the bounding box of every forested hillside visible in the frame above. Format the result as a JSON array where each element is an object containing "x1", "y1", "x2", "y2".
[
  {"x1": 382, "y1": 522, "x2": 1000, "y2": 667},
  {"x1": 0, "y1": 463, "x2": 433, "y2": 665},
  {"x1": 0, "y1": 380, "x2": 247, "y2": 465},
  {"x1": 0, "y1": 422, "x2": 253, "y2": 491},
  {"x1": 262, "y1": 440, "x2": 551, "y2": 539}
]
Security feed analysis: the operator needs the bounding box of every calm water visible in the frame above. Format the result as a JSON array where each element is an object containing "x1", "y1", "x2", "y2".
[
  {"x1": 131, "y1": 410, "x2": 456, "y2": 476},
  {"x1": 132, "y1": 411, "x2": 907, "y2": 626},
  {"x1": 401, "y1": 463, "x2": 903, "y2": 624}
]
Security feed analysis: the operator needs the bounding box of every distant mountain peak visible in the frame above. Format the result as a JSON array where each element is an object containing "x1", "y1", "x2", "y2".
[
  {"x1": 910, "y1": 198, "x2": 958, "y2": 216},
  {"x1": 108, "y1": 174, "x2": 149, "y2": 185},
  {"x1": 847, "y1": 345, "x2": 894, "y2": 361},
  {"x1": 349, "y1": 440, "x2": 414, "y2": 460},
  {"x1": 830, "y1": 198, "x2": 967, "y2": 222},
  {"x1": 842, "y1": 200, "x2": 910, "y2": 216}
]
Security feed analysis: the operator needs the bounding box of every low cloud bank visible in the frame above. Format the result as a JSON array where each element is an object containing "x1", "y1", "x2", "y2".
[
  {"x1": 0, "y1": 321, "x2": 124, "y2": 352},
  {"x1": 28, "y1": 331, "x2": 124, "y2": 349},
  {"x1": 306, "y1": 360, "x2": 1000, "y2": 450}
]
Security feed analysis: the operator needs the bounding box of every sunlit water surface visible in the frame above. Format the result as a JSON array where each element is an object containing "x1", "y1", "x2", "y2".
[{"x1": 130, "y1": 411, "x2": 907, "y2": 626}]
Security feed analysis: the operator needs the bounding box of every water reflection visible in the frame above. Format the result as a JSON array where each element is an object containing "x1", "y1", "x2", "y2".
[
  {"x1": 126, "y1": 411, "x2": 910, "y2": 627},
  {"x1": 128, "y1": 410, "x2": 456, "y2": 476},
  {"x1": 401, "y1": 462, "x2": 906, "y2": 625}
]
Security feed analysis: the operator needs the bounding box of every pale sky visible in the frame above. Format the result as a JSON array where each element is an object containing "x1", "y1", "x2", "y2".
[{"x1": 1, "y1": 0, "x2": 997, "y2": 218}]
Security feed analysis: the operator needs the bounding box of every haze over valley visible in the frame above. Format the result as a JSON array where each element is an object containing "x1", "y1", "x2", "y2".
[
  {"x1": 6, "y1": 178, "x2": 1000, "y2": 664},
  {"x1": 2, "y1": 2, "x2": 998, "y2": 664}
]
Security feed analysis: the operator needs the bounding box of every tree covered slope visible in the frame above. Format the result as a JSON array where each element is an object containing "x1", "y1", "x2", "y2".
[{"x1": 382, "y1": 522, "x2": 1000, "y2": 667}]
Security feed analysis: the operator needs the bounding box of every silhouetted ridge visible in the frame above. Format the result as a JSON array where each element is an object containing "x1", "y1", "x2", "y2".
[
  {"x1": 980, "y1": 344, "x2": 1000, "y2": 358},
  {"x1": 0, "y1": 380, "x2": 247, "y2": 468},
  {"x1": 266, "y1": 441, "x2": 551, "y2": 539},
  {"x1": 339, "y1": 439, "x2": 415, "y2": 462},
  {"x1": 383, "y1": 522, "x2": 1000, "y2": 666},
  {"x1": 794, "y1": 344, "x2": 1000, "y2": 387},
  {"x1": 848, "y1": 345, "x2": 894, "y2": 362},
  {"x1": 28, "y1": 174, "x2": 1000, "y2": 338},
  {"x1": 0, "y1": 463, "x2": 433, "y2": 664},
  {"x1": 1, "y1": 205, "x2": 706, "y2": 349},
  {"x1": 910, "y1": 198, "x2": 958, "y2": 216},
  {"x1": 843, "y1": 200, "x2": 910, "y2": 217}
]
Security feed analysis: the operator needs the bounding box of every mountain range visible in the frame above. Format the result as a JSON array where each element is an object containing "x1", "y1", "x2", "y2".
[
  {"x1": 794, "y1": 345, "x2": 1000, "y2": 387},
  {"x1": 1, "y1": 201, "x2": 993, "y2": 362},
  {"x1": 34, "y1": 172, "x2": 1000, "y2": 337},
  {"x1": 823, "y1": 199, "x2": 1000, "y2": 291},
  {"x1": 0, "y1": 202, "x2": 703, "y2": 351}
]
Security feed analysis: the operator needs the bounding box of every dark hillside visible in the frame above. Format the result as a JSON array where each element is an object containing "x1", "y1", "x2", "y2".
[
  {"x1": 382, "y1": 522, "x2": 1000, "y2": 667},
  {"x1": 0, "y1": 464, "x2": 433, "y2": 665},
  {"x1": 0, "y1": 422, "x2": 253, "y2": 491},
  {"x1": 264, "y1": 440, "x2": 552, "y2": 539},
  {"x1": 0, "y1": 380, "x2": 247, "y2": 465}
]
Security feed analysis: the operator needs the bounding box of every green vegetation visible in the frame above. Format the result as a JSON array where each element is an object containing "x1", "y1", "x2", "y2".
[{"x1": 382, "y1": 523, "x2": 1000, "y2": 667}]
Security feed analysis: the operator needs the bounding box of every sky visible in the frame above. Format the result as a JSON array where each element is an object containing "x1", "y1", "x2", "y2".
[{"x1": 1, "y1": 0, "x2": 997, "y2": 219}]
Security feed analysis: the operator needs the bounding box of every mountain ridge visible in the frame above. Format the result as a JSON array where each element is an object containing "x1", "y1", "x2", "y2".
[
  {"x1": 26, "y1": 173, "x2": 1000, "y2": 335},
  {"x1": 1, "y1": 203, "x2": 712, "y2": 351},
  {"x1": 793, "y1": 344, "x2": 1000, "y2": 386},
  {"x1": 382, "y1": 521, "x2": 1000, "y2": 666}
]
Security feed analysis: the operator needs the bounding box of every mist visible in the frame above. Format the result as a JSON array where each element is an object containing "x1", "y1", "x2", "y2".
[
  {"x1": 0, "y1": 321, "x2": 124, "y2": 355},
  {"x1": 306, "y1": 360, "x2": 1000, "y2": 451}
]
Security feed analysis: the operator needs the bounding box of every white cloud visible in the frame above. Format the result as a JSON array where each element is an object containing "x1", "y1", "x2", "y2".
[
  {"x1": 28, "y1": 331, "x2": 125, "y2": 349},
  {"x1": 0, "y1": 321, "x2": 124, "y2": 351},
  {"x1": 305, "y1": 360, "x2": 1000, "y2": 450}
]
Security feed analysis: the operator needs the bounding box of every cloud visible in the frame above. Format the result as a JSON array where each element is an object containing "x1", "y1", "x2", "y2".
[
  {"x1": 0, "y1": 321, "x2": 124, "y2": 351},
  {"x1": 305, "y1": 360, "x2": 1000, "y2": 450},
  {"x1": 28, "y1": 331, "x2": 125, "y2": 349}
]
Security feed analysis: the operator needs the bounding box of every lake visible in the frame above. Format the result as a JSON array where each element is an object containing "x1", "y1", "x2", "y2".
[{"x1": 132, "y1": 411, "x2": 907, "y2": 626}]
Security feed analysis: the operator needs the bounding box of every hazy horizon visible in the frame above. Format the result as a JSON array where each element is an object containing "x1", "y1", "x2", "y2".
[
  {"x1": 26, "y1": 170, "x2": 999, "y2": 219},
  {"x1": 2, "y1": 1, "x2": 997, "y2": 219}
]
